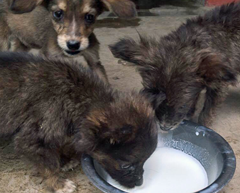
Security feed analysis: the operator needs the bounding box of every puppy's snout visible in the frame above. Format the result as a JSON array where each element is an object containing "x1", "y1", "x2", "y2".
[
  {"x1": 67, "y1": 40, "x2": 80, "y2": 51},
  {"x1": 135, "y1": 175, "x2": 143, "y2": 186},
  {"x1": 159, "y1": 124, "x2": 172, "y2": 131}
]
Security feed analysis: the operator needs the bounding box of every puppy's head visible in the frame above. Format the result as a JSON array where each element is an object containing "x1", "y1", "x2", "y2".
[
  {"x1": 75, "y1": 93, "x2": 157, "y2": 188},
  {"x1": 147, "y1": 77, "x2": 203, "y2": 131},
  {"x1": 110, "y1": 38, "x2": 237, "y2": 131},
  {"x1": 143, "y1": 53, "x2": 237, "y2": 131},
  {"x1": 49, "y1": 0, "x2": 136, "y2": 57},
  {"x1": 11, "y1": 0, "x2": 137, "y2": 57}
]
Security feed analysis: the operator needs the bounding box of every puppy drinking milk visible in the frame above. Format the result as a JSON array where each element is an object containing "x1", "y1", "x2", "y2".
[
  {"x1": 0, "y1": 0, "x2": 137, "y2": 83},
  {"x1": 110, "y1": 3, "x2": 240, "y2": 130},
  {"x1": 0, "y1": 52, "x2": 158, "y2": 193}
]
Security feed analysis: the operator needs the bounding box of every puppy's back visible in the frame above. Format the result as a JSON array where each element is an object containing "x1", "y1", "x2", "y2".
[
  {"x1": 0, "y1": 52, "x2": 109, "y2": 138},
  {"x1": 202, "y1": 2, "x2": 240, "y2": 25},
  {"x1": 182, "y1": 2, "x2": 240, "y2": 37},
  {"x1": 0, "y1": 52, "x2": 94, "y2": 90}
]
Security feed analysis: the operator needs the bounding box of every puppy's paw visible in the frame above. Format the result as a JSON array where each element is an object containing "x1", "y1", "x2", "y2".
[
  {"x1": 55, "y1": 179, "x2": 76, "y2": 193},
  {"x1": 61, "y1": 160, "x2": 80, "y2": 172}
]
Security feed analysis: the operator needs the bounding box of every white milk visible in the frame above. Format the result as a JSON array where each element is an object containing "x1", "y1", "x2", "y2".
[{"x1": 101, "y1": 147, "x2": 208, "y2": 193}]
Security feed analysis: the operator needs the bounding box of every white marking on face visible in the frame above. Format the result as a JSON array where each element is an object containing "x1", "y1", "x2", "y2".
[
  {"x1": 69, "y1": 15, "x2": 77, "y2": 36},
  {"x1": 89, "y1": 8, "x2": 97, "y2": 15},
  {"x1": 59, "y1": 2, "x2": 67, "y2": 11},
  {"x1": 80, "y1": 37, "x2": 89, "y2": 51},
  {"x1": 51, "y1": 5, "x2": 58, "y2": 11},
  {"x1": 83, "y1": 4, "x2": 97, "y2": 15},
  {"x1": 83, "y1": 4, "x2": 91, "y2": 13},
  {"x1": 57, "y1": 35, "x2": 69, "y2": 50}
]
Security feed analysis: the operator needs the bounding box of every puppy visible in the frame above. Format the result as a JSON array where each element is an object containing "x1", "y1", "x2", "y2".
[
  {"x1": 0, "y1": 0, "x2": 137, "y2": 83},
  {"x1": 110, "y1": 3, "x2": 240, "y2": 130},
  {"x1": 0, "y1": 52, "x2": 157, "y2": 192}
]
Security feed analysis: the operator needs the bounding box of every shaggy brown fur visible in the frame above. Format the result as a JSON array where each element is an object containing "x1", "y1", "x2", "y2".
[
  {"x1": 0, "y1": 52, "x2": 157, "y2": 192},
  {"x1": 110, "y1": 3, "x2": 240, "y2": 131},
  {"x1": 0, "y1": 0, "x2": 137, "y2": 83}
]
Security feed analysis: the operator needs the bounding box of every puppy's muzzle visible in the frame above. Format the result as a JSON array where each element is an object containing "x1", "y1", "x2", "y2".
[
  {"x1": 159, "y1": 124, "x2": 174, "y2": 131},
  {"x1": 67, "y1": 40, "x2": 80, "y2": 51},
  {"x1": 66, "y1": 40, "x2": 81, "y2": 55},
  {"x1": 135, "y1": 175, "x2": 143, "y2": 186}
]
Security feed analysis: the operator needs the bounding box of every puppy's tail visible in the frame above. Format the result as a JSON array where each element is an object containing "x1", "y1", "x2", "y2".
[{"x1": 109, "y1": 36, "x2": 159, "y2": 68}]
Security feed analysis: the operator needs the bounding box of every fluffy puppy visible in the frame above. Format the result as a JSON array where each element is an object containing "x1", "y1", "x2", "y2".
[
  {"x1": 0, "y1": 52, "x2": 157, "y2": 193},
  {"x1": 110, "y1": 3, "x2": 240, "y2": 130}
]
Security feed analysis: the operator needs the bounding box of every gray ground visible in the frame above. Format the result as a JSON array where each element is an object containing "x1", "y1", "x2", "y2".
[{"x1": 0, "y1": 5, "x2": 239, "y2": 193}]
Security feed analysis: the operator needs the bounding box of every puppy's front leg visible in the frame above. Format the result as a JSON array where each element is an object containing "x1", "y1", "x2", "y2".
[
  {"x1": 0, "y1": 17, "x2": 10, "y2": 51},
  {"x1": 60, "y1": 144, "x2": 81, "y2": 172},
  {"x1": 198, "y1": 87, "x2": 227, "y2": 127},
  {"x1": 39, "y1": 168, "x2": 76, "y2": 193},
  {"x1": 36, "y1": 167, "x2": 75, "y2": 193},
  {"x1": 9, "y1": 35, "x2": 30, "y2": 52},
  {"x1": 82, "y1": 34, "x2": 109, "y2": 84},
  {"x1": 14, "y1": 131, "x2": 76, "y2": 193}
]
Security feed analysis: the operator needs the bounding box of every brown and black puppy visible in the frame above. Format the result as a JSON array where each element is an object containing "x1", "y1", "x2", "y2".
[
  {"x1": 0, "y1": 0, "x2": 137, "y2": 83},
  {"x1": 0, "y1": 52, "x2": 157, "y2": 193},
  {"x1": 110, "y1": 3, "x2": 240, "y2": 130}
]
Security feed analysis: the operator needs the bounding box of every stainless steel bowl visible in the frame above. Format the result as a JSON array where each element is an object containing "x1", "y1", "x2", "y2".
[{"x1": 81, "y1": 121, "x2": 236, "y2": 193}]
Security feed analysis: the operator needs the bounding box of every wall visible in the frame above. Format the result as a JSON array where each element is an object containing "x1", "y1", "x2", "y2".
[
  {"x1": 206, "y1": 0, "x2": 240, "y2": 6},
  {"x1": 133, "y1": 0, "x2": 240, "y2": 8}
]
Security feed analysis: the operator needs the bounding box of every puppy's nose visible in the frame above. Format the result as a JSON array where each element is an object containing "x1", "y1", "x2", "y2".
[
  {"x1": 67, "y1": 41, "x2": 80, "y2": 51},
  {"x1": 159, "y1": 124, "x2": 172, "y2": 131},
  {"x1": 135, "y1": 175, "x2": 143, "y2": 186}
]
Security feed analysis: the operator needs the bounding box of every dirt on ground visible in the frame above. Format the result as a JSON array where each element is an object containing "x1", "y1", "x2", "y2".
[{"x1": 0, "y1": 6, "x2": 239, "y2": 193}]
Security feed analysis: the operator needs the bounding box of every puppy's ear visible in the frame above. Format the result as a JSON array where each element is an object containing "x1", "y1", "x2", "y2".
[
  {"x1": 110, "y1": 37, "x2": 146, "y2": 66},
  {"x1": 101, "y1": 0, "x2": 137, "y2": 18},
  {"x1": 109, "y1": 36, "x2": 159, "y2": 68},
  {"x1": 197, "y1": 54, "x2": 237, "y2": 85},
  {"x1": 10, "y1": 0, "x2": 44, "y2": 14},
  {"x1": 141, "y1": 89, "x2": 166, "y2": 109}
]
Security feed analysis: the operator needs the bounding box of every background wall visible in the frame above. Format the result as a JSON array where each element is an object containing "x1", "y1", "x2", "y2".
[
  {"x1": 133, "y1": 0, "x2": 240, "y2": 9},
  {"x1": 206, "y1": 0, "x2": 240, "y2": 6}
]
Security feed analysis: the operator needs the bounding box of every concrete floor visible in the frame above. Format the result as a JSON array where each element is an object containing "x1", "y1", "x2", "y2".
[{"x1": 0, "y1": 5, "x2": 239, "y2": 193}]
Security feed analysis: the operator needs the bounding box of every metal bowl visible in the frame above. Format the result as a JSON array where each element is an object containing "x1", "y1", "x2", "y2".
[{"x1": 81, "y1": 121, "x2": 236, "y2": 193}]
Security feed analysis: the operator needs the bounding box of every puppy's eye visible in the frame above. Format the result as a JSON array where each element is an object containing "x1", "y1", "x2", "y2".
[
  {"x1": 53, "y1": 10, "x2": 64, "y2": 20},
  {"x1": 121, "y1": 164, "x2": 131, "y2": 169},
  {"x1": 85, "y1": 13, "x2": 95, "y2": 24},
  {"x1": 121, "y1": 164, "x2": 134, "y2": 170}
]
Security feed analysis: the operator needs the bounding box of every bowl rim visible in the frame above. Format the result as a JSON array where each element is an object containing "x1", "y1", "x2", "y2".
[{"x1": 81, "y1": 120, "x2": 236, "y2": 193}]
